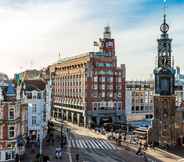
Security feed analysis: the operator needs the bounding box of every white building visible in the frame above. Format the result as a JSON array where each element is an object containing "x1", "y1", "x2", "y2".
[
  {"x1": 22, "y1": 80, "x2": 47, "y2": 142},
  {"x1": 45, "y1": 80, "x2": 52, "y2": 123},
  {"x1": 125, "y1": 81, "x2": 154, "y2": 126}
]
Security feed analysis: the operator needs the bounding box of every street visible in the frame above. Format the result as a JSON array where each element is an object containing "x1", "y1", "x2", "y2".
[
  {"x1": 22, "y1": 121, "x2": 180, "y2": 162},
  {"x1": 65, "y1": 122, "x2": 158, "y2": 162}
]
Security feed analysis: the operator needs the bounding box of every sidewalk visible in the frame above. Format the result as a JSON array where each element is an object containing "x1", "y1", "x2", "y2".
[
  {"x1": 119, "y1": 141, "x2": 183, "y2": 162},
  {"x1": 23, "y1": 130, "x2": 69, "y2": 162},
  {"x1": 64, "y1": 121, "x2": 107, "y2": 139}
]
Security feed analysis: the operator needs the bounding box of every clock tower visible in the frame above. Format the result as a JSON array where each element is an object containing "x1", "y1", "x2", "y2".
[
  {"x1": 154, "y1": 14, "x2": 175, "y2": 95},
  {"x1": 153, "y1": 3, "x2": 176, "y2": 147}
]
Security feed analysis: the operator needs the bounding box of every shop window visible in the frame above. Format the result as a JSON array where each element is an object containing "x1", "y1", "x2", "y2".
[{"x1": 5, "y1": 152, "x2": 11, "y2": 160}]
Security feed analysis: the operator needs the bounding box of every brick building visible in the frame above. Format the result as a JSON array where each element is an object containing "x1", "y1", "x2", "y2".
[
  {"x1": 50, "y1": 26, "x2": 126, "y2": 128},
  {"x1": 0, "y1": 79, "x2": 27, "y2": 161}
]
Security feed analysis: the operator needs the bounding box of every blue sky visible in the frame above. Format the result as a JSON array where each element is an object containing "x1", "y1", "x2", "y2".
[{"x1": 0, "y1": 0, "x2": 184, "y2": 79}]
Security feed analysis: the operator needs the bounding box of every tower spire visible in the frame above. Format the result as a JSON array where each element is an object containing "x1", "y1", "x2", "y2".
[
  {"x1": 163, "y1": 0, "x2": 167, "y2": 24},
  {"x1": 160, "y1": 0, "x2": 169, "y2": 34}
]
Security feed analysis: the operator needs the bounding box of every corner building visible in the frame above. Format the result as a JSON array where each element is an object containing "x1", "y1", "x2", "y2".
[{"x1": 50, "y1": 26, "x2": 126, "y2": 128}]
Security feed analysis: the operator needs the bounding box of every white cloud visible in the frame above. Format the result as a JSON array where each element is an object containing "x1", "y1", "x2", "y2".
[{"x1": 0, "y1": 0, "x2": 183, "y2": 80}]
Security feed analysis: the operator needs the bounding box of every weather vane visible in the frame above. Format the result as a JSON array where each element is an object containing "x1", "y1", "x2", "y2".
[{"x1": 160, "y1": 0, "x2": 169, "y2": 33}]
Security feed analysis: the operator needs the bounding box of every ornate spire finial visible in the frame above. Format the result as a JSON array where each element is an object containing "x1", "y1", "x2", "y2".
[{"x1": 160, "y1": 0, "x2": 169, "y2": 33}]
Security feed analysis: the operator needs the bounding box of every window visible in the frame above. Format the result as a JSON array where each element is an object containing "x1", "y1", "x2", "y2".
[
  {"x1": 107, "y1": 77, "x2": 113, "y2": 82},
  {"x1": 32, "y1": 104, "x2": 36, "y2": 113},
  {"x1": 37, "y1": 92, "x2": 42, "y2": 99},
  {"x1": 136, "y1": 106, "x2": 139, "y2": 111},
  {"x1": 27, "y1": 92, "x2": 32, "y2": 99},
  {"x1": 5, "y1": 151, "x2": 14, "y2": 160},
  {"x1": 93, "y1": 84, "x2": 98, "y2": 90},
  {"x1": 140, "y1": 106, "x2": 144, "y2": 111},
  {"x1": 102, "y1": 92, "x2": 105, "y2": 97},
  {"x1": 102, "y1": 84, "x2": 105, "y2": 90},
  {"x1": 9, "y1": 109, "x2": 14, "y2": 120},
  {"x1": 5, "y1": 152, "x2": 11, "y2": 160},
  {"x1": 32, "y1": 116, "x2": 36, "y2": 125},
  {"x1": 118, "y1": 77, "x2": 121, "y2": 82},
  {"x1": 102, "y1": 77, "x2": 105, "y2": 82},
  {"x1": 8, "y1": 126, "x2": 14, "y2": 138}
]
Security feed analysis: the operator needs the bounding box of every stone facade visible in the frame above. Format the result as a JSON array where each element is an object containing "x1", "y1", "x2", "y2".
[
  {"x1": 50, "y1": 26, "x2": 126, "y2": 128},
  {"x1": 153, "y1": 96, "x2": 176, "y2": 146}
]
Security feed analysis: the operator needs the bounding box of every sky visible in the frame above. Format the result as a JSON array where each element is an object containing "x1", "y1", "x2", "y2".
[{"x1": 0, "y1": 0, "x2": 184, "y2": 80}]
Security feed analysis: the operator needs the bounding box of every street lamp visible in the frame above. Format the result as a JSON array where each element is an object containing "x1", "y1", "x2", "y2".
[{"x1": 60, "y1": 109, "x2": 64, "y2": 149}]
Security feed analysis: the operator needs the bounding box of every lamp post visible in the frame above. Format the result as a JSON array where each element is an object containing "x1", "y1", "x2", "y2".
[{"x1": 60, "y1": 109, "x2": 64, "y2": 149}]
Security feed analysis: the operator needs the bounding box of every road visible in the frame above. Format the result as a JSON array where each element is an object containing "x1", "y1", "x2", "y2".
[{"x1": 66, "y1": 123, "x2": 157, "y2": 162}]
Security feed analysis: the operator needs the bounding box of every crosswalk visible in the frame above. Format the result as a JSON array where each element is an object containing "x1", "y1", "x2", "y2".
[{"x1": 69, "y1": 138, "x2": 118, "y2": 150}]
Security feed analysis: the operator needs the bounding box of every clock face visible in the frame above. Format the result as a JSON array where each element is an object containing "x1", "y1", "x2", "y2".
[{"x1": 160, "y1": 23, "x2": 169, "y2": 33}]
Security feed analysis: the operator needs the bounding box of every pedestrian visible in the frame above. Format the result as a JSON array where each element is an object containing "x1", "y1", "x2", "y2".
[
  {"x1": 59, "y1": 150, "x2": 63, "y2": 159},
  {"x1": 55, "y1": 151, "x2": 59, "y2": 159},
  {"x1": 124, "y1": 135, "x2": 126, "y2": 142},
  {"x1": 76, "y1": 153, "x2": 79, "y2": 162},
  {"x1": 136, "y1": 146, "x2": 141, "y2": 155},
  {"x1": 143, "y1": 152, "x2": 148, "y2": 162}
]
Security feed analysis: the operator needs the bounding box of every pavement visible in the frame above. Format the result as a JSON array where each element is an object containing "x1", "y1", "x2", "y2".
[
  {"x1": 23, "y1": 132, "x2": 69, "y2": 162},
  {"x1": 22, "y1": 121, "x2": 184, "y2": 162}
]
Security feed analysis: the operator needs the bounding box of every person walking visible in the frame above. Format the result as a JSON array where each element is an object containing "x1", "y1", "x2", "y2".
[{"x1": 59, "y1": 150, "x2": 63, "y2": 159}]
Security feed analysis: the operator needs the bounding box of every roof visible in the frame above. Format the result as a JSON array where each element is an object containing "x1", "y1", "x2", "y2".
[
  {"x1": 7, "y1": 81, "x2": 16, "y2": 96},
  {"x1": 57, "y1": 52, "x2": 91, "y2": 64},
  {"x1": 24, "y1": 80, "x2": 46, "y2": 91}
]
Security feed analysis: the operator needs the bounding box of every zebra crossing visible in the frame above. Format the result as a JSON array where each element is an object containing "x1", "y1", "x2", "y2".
[{"x1": 69, "y1": 138, "x2": 118, "y2": 150}]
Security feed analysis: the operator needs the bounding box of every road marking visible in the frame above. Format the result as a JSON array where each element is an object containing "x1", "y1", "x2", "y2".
[
  {"x1": 106, "y1": 142, "x2": 116, "y2": 150},
  {"x1": 81, "y1": 139, "x2": 88, "y2": 148},
  {"x1": 68, "y1": 139, "x2": 71, "y2": 148},
  {"x1": 78, "y1": 139, "x2": 84, "y2": 148},
  {"x1": 91, "y1": 139, "x2": 100, "y2": 149},
  {"x1": 76, "y1": 139, "x2": 81, "y2": 148},
  {"x1": 85, "y1": 140, "x2": 92, "y2": 149},
  {"x1": 88, "y1": 139, "x2": 97, "y2": 149},
  {"x1": 71, "y1": 140, "x2": 75, "y2": 148},
  {"x1": 97, "y1": 140, "x2": 108, "y2": 149},
  {"x1": 101, "y1": 140, "x2": 113, "y2": 150}
]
